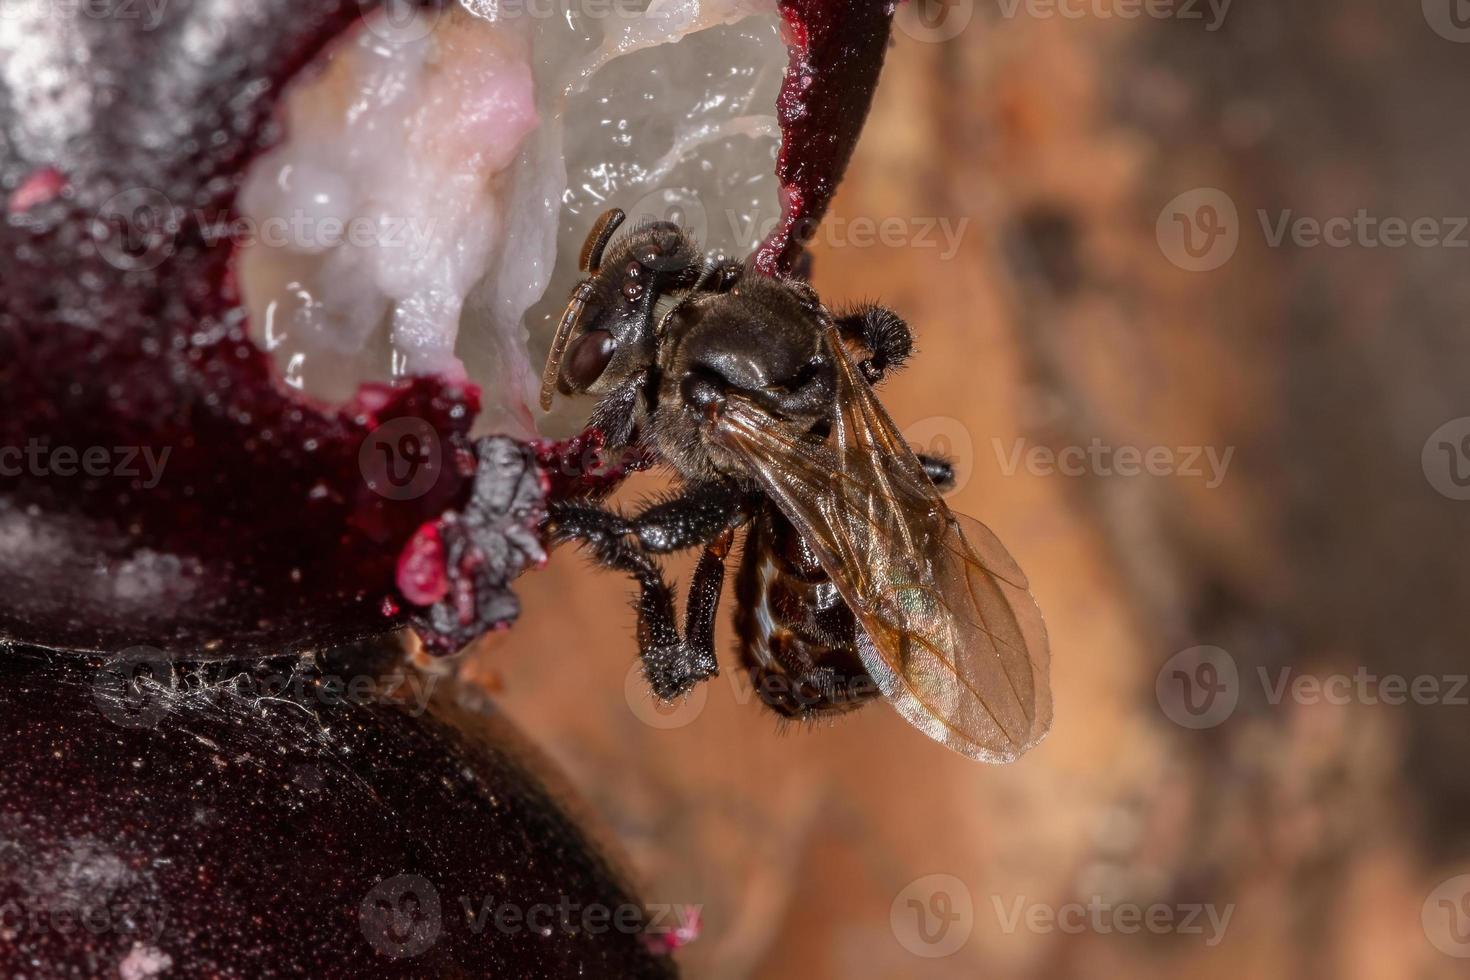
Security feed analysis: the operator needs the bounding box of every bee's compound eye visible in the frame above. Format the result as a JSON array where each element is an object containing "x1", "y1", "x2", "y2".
[{"x1": 560, "y1": 329, "x2": 616, "y2": 392}]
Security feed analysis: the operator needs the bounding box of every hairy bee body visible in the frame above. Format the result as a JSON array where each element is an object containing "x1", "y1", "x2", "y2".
[{"x1": 542, "y1": 208, "x2": 1051, "y2": 763}]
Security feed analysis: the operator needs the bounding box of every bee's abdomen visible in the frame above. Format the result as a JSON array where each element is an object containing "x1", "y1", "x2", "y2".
[{"x1": 733, "y1": 509, "x2": 881, "y2": 719}]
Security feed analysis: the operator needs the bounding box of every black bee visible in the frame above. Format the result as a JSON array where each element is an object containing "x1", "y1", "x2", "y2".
[{"x1": 541, "y1": 209, "x2": 1051, "y2": 762}]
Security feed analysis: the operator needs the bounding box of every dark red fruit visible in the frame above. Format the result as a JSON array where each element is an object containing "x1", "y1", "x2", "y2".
[
  {"x1": 0, "y1": 642, "x2": 678, "y2": 978},
  {"x1": 754, "y1": 0, "x2": 898, "y2": 276}
]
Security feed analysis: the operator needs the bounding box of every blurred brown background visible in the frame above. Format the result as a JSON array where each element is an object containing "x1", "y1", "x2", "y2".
[{"x1": 470, "y1": 1, "x2": 1470, "y2": 976}]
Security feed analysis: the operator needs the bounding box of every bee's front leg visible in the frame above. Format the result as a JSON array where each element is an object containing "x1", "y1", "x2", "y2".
[
  {"x1": 639, "y1": 529, "x2": 732, "y2": 699},
  {"x1": 547, "y1": 485, "x2": 743, "y2": 699}
]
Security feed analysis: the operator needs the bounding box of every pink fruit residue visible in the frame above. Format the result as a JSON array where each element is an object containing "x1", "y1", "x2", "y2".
[
  {"x1": 643, "y1": 905, "x2": 702, "y2": 956},
  {"x1": 6, "y1": 167, "x2": 65, "y2": 214},
  {"x1": 397, "y1": 521, "x2": 450, "y2": 606}
]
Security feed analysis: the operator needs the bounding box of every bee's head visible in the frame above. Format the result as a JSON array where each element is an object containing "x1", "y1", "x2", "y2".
[{"x1": 550, "y1": 219, "x2": 701, "y2": 404}]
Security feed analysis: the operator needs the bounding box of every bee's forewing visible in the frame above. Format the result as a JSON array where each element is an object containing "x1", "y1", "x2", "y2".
[{"x1": 710, "y1": 327, "x2": 1051, "y2": 763}]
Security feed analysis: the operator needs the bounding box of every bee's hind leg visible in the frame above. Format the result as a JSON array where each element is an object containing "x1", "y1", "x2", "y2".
[{"x1": 916, "y1": 454, "x2": 956, "y2": 492}]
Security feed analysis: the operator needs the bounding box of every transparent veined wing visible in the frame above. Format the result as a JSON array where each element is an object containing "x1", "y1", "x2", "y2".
[{"x1": 709, "y1": 326, "x2": 1051, "y2": 762}]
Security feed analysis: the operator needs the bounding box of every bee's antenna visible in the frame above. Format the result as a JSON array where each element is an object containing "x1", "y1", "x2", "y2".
[
  {"x1": 540, "y1": 279, "x2": 595, "y2": 412},
  {"x1": 540, "y1": 209, "x2": 626, "y2": 412},
  {"x1": 580, "y1": 207, "x2": 625, "y2": 276}
]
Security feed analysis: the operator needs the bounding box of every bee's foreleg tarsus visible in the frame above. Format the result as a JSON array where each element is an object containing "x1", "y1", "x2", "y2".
[
  {"x1": 634, "y1": 578, "x2": 718, "y2": 700},
  {"x1": 835, "y1": 304, "x2": 912, "y2": 383},
  {"x1": 915, "y1": 453, "x2": 956, "y2": 492},
  {"x1": 643, "y1": 532, "x2": 731, "y2": 697}
]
